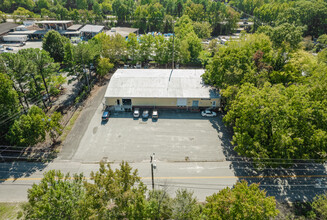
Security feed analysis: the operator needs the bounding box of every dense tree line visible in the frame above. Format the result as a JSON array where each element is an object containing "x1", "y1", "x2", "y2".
[
  {"x1": 0, "y1": 48, "x2": 64, "y2": 146},
  {"x1": 89, "y1": 15, "x2": 204, "y2": 66},
  {"x1": 23, "y1": 162, "x2": 279, "y2": 219},
  {"x1": 203, "y1": 25, "x2": 327, "y2": 166},
  {"x1": 231, "y1": 0, "x2": 327, "y2": 38},
  {"x1": 0, "y1": 0, "x2": 239, "y2": 35}
]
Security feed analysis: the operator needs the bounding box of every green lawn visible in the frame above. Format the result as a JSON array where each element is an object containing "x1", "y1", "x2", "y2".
[{"x1": 0, "y1": 203, "x2": 25, "y2": 219}]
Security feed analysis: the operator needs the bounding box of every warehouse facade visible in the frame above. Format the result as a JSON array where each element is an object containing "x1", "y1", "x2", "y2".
[{"x1": 104, "y1": 69, "x2": 220, "y2": 111}]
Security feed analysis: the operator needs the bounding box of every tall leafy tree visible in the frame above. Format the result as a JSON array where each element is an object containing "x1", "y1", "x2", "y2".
[
  {"x1": 224, "y1": 82, "x2": 327, "y2": 166},
  {"x1": 204, "y1": 180, "x2": 279, "y2": 219},
  {"x1": 203, "y1": 34, "x2": 273, "y2": 88},
  {"x1": 96, "y1": 58, "x2": 114, "y2": 78},
  {"x1": 0, "y1": 73, "x2": 21, "y2": 141},
  {"x1": 127, "y1": 33, "x2": 139, "y2": 64},
  {"x1": 83, "y1": 162, "x2": 148, "y2": 219},
  {"x1": 24, "y1": 170, "x2": 86, "y2": 219},
  {"x1": 42, "y1": 30, "x2": 69, "y2": 63}
]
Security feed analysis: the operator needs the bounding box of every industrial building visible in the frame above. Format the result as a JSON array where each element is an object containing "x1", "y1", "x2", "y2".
[
  {"x1": 0, "y1": 22, "x2": 19, "y2": 38},
  {"x1": 80, "y1": 25, "x2": 104, "y2": 40},
  {"x1": 106, "y1": 27, "x2": 139, "y2": 38},
  {"x1": 35, "y1": 20, "x2": 73, "y2": 30},
  {"x1": 104, "y1": 69, "x2": 220, "y2": 111}
]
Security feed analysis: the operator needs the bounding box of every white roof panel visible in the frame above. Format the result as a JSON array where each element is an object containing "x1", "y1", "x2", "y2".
[
  {"x1": 105, "y1": 69, "x2": 219, "y2": 99},
  {"x1": 80, "y1": 25, "x2": 104, "y2": 33}
]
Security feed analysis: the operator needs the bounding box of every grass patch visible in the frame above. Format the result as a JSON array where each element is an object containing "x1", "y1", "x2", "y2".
[
  {"x1": 60, "y1": 109, "x2": 81, "y2": 143},
  {"x1": 0, "y1": 202, "x2": 25, "y2": 219}
]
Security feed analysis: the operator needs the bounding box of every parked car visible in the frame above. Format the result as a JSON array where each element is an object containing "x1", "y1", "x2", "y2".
[
  {"x1": 6, "y1": 47, "x2": 13, "y2": 51},
  {"x1": 102, "y1": 110, "x2": 110, "y2": 121},
  {"x1": 152, "y1": 109, "x2": 158, "y2": 119},
  {"x1": 133, "y1": 108, "x2": 140, "y2": 118},
  {"x1": 201, "y1": 109, "x2": 217, "y2": 117},
  {"x1": 142, "y1": 110, "x2": 149, "y2": 118}
]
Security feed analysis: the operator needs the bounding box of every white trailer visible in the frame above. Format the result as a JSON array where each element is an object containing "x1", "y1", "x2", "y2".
[{"x1": 2, "y1": 35, "x2": 28, "y2": 43}]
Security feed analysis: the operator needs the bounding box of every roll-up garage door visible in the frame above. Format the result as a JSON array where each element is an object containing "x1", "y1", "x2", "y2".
[{"x1": 177, "y1": 98, "x2": 187, "y2": 106}]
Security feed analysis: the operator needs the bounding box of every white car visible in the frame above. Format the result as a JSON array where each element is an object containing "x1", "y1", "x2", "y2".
[
  {"x1": 133, "y1": 108, "x2": 140, "y2": 118},
  {"x1": 201, "y1": 110, "x2": 217, "y2": 117}
]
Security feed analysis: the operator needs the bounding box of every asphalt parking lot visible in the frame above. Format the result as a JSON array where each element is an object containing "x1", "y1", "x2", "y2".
[
  {"x1": 63, "y1": 100, "x2": 229, "y2": 163},
  {"x1": 1, "y1": 41, "x2": 43, "y2": 53}
]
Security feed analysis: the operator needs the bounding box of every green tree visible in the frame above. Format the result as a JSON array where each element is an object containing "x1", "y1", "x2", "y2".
[
  {"x1": 139, "y1": 34, "x2": 154, "y2": 64},
  {"x1": 127, "y1": 33, "x2": 139, "y2": 64},
  {"x1": 318, "y1": 48, "x2": 327, "y2": 64},
  {"x1": 311, "y1": 192, "x2": 327, "y2": 219},
  {"x1": 193, "y1": 21, "x2": 212, "y2": 39},
  {"x1": 315, "y1": 34, "x2": 327, "y2": 52},
  {"x1": 204, "y1": 180, "x2": 279, "y2": 219},
  {"x1": 175, "y1": 15, "x2": 194, "y2": 39},
  {"x1": 83, "y1": 162, "x2": 147, "y2": 219},
  {"x1": 27, "y1": 49, "x2": 60, "y2": 106},
  {"x1": 146, "y1": 3, "x2": 165, "y2": 32},
  {"x1": 172, "y1": 189, "x2": 201, "y2": 220},
  {"x1": 0, "y1": 73, "x2": 20, "y2": 141},
  {"x1": 13, "y1": 7, "x2": 36, "y2": 22},
  {"x1": 154, "y1": 34, "x2": 169, "y2": 65},
  {"x1": 7, "y1": 106, "x2": 47, "y2": 146},
  {"x1": 74, "y1": 41, "x2": 100, "y2": 90},
  {"x1": 0, "y1": 10, "x2": 7, "y2": 22},
  {"x1": 95, "y1": 33, "x2": 127, "y2": 62},
  {"x1": 183, "y1": 32, "x2": 202, "y2": 62},
  {"x1": 97, "y1": 57, "x2": 114, "y2": 78},
  {"x1": 203, "y1": 34, "x2": 273, "y2": 88},
  {"x1": 42, "y1": 30, "x2": 69, "y2": 63},
  {"x1": 24, "y1": 170, "x2": 86, "y2": 219},
  {"x1": 278, "y1": 0, "x2": 327, "y2": 38},
  {"x1": 184, "y1": 3, "x2": 205, "y2": 22},
  {"x1": 224, "y1": 82, "x2": 327, "y2": 166},
  {"x1": 7, "y1": 106, "x2": 62, "y2": 146},
  {"x1": 76, "y1": 0, "x2": 88, "y2": 10},
  {"x1": 257, "y1": 23, "x2": 304, "y2": 50},
  {"x1": 146, "y1": 189, "x2": 173, "y2": 219}
]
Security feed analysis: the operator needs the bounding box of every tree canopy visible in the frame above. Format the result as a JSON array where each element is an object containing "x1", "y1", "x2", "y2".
[{"x1": 204, "y1": 180, "x2": 279, "y2": 219}]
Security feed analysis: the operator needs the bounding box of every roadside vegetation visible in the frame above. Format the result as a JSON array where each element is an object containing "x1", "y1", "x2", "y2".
[{"x1": 23, "y1": 162, "x2": 279, "y2": 219}]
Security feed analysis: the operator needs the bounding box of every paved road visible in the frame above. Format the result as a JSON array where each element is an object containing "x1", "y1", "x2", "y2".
[{"x1": 0, "y1": 160, "x2": 326, "y2": 202}]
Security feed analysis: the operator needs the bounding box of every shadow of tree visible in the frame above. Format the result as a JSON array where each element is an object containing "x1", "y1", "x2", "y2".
[
  {"x1": 209, "y1": 113, "x2": 327, "y2": 202},
  {"x1": 0, "y1": 161, "x2": 48, "y2": 183}
]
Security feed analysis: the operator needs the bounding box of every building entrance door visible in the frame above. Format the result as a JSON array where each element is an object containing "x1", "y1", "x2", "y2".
[{"x1": 192, "y1": 100, "x2": 199, "y2": 107}]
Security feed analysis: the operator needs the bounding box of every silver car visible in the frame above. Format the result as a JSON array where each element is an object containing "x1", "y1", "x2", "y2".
[{"x1": 142, "y1": 110, "x2": 149, "y2": 118}]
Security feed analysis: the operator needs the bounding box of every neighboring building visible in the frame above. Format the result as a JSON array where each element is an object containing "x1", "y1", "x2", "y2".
[
  {"x1": 35, "y1": 20, "x2": 73, "y2": 30},
  {"x1": 104, "y1": 69, "x2": 220, "y2": 111},
  {"x1": 0, "y1": 22, "x2": 19, "y2": 39},
  {"x1": 106, "y1": 27, "x2": 139, "y2": 38},
  {"x1": 80, "y1": 24, "x2": 104, "y2": 40},
  {"x1": 8, "y1": 30, "x2": 47, "y2": 40}
]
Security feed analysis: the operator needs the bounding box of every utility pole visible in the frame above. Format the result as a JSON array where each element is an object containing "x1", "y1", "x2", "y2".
[
  {"x1": 150, "y1": 153, "x2": 156, "y2": 190},
  {"x1": 172, "y1": 21, "x2": 175, "y2": 70}
]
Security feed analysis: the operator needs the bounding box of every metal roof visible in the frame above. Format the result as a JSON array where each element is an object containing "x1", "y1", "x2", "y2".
[
  {"x1": 105, "y1": 69, "x2": 220, "y2": 99},
  {"x1": 35, "y1": 20, "x2": 73, "y2": 24},
  {"x1": 106, "y1": 27, "x2": 139, "y2": 38},
  {"x1": 80, "y1": 25, "x2": 104, "y2": 33},
  {"x1": 67, "y1": 24, "x2": 83, "y2": 31},
  {"x1": 0, "y1": 22, "x2": 19, "y2": 35},
  {"x1": 8, "y1": 30, "x2": 47, "y2": 35}
]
